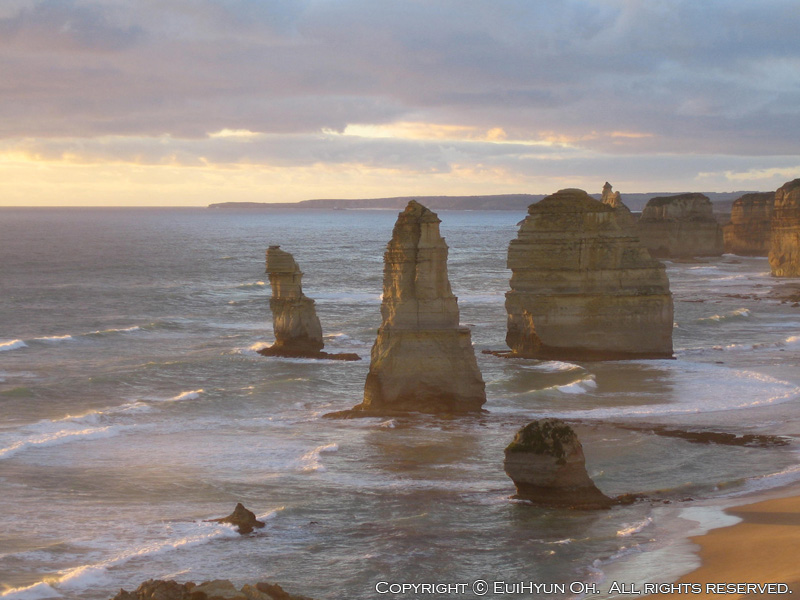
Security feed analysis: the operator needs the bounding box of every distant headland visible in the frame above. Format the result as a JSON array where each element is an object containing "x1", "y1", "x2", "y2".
[{"x1": 208, "y1": 191, "x2": 756, "y2": 213}]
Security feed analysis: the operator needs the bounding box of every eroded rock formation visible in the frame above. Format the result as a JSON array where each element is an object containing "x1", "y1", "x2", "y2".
[
  {"x1": 723, "y1": 192, "x2": 774, "y2": 256},
  {"x1": 769, "y1": 179, "x2": 800, "y2": 277},
  {"x1": 111, "y1": 580, "x2": 313, "y2": 600},
  {"x1": 637, "y1": 193, "x2": 724, "y2": 258},
  {"x1": 601, "y1": 182, "x2": 636, "y2": 231},
  {"x1": 345, "y1": 200, "x2": 486, "y2": 414},
  {"x1": 207, "y1": 503, "x2": 265, "y2": 534},
  {"x1": 259, "y1": 246, "x2": 358, "y2": 361},
  {"x1": 503, "y1": 419, "x2": 613, "y2": 509},
  {"x1": 505, "y1": 188, "x2": 674, "y2": 360}
]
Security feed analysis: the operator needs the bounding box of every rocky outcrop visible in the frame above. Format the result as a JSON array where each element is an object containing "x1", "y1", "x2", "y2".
[
  {"x1": 723, "y1": 192, "x2": 774, "y2": 256},
  {"x1": 505, "y1": 188, "x2": 673, "y2": 360},
  {"x1": 503, "y1": 419, "x2": 613, "y2": 509},
  {"x1": 259, "y1": 246, "x2": 359, "y2": 361},
  {"x1": 637, "y1": 193, "x2": 724, "y2": 258},
  {"x1": 207, "y1": 503, "x2": 265, "y2": 534},
  {"x1": 769, "y1": 179, "x2": 800, "y2": 277},
  {"x1": 601, "y1": 182, "x2": 636, "y2": 231},
  {"x1": 111, "y1": 580, "x2": 313, "y2": 600},
  {"x1": 338, "y1": 201, "x2": 486, "y2": 415}
]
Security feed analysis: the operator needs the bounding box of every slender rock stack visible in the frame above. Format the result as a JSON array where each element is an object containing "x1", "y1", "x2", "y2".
[
  {"x1": 505, "y1": 189, "x2": 674, "y2": 360},
  {"x1": 769, "y1": 179, "x2": 800, "y2": 277},
  {"x1": 349, "y1": 200, "x2": 486, "y2": 414},
  {"x1": 259, "y1": 246, "x2": 358, "y2": 360},
  {"x1": 503, "y1": 419, "x2": 613, "y2": 509},
  {"x1": 724, "y1": 192, "x2": 774, "y2": 256},
  {"x1": 601, "y1": 182, "x2": 636, "y2": 231},
  {"x1": 637, "y1": 193, "x2": 724, "y2": 258}
]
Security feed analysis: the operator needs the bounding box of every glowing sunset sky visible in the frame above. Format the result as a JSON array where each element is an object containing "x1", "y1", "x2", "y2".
[{"x1": 1, "y1": 0, "x2": 799, "y2": 206}]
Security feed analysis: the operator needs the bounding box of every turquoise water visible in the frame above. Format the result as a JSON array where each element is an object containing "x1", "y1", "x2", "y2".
[{"x1": 1, "y1": 208, "x2": 799, "y2": 599}]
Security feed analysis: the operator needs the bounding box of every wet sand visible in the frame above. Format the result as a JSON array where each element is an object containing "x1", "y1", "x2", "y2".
[{"x1": 645, "y1": 487, "x2": 800, "y2": 598}]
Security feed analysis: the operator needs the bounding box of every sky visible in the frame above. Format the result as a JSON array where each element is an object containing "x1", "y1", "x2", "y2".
[{"x1": 1, "y1": 0, "x2": 800, "y2": 206}]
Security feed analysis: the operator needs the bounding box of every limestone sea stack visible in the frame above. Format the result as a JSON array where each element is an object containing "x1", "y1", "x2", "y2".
[
  {"x1": 259, "y1": 246, "x2": 358, "y2": 360},
  {"x1": 769, "y1": 179, "x2": 800, "y2": 277},
  {"x1": 601, "y1": 182, "x2": 636, "y2": 231},
  {"x1": 503, "y1": 419, "x2": 613, "y2": 509},
  {"x1": 724, "y1": 192, "x2": 774, "y2": 256},
  {"x1": 350, "y1": 200, "x2": 486, "y2": 414},
  {"x1": 505, "y1": 189, "x2": 673, "y2": 360},
  {"x1": 637, "y1": 193, "x2": 724, "y2": 258}
]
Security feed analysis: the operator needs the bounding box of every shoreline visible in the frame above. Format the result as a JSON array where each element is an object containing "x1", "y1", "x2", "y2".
[{"x1": 641, "y1": 483, "x2": 800, "y2": 598}]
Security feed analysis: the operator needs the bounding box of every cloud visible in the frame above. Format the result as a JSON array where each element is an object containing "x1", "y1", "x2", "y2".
[{"x1": 0, "y1": 0, "x2": 799, "y2": 203}]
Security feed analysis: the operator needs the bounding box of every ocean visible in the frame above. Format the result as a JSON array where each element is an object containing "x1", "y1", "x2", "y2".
[{"x1": 1, "y1": 207, "x2": 799, "y2": 600}]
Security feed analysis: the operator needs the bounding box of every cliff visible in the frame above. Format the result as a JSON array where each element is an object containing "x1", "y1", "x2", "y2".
[
  {"x1": 347, "y1": 201, "x2": 486, "y2": 414},
  {"x1": 637, "y1": 193, "x2": 724, "y2": 258},
  {"x1": 505, "y1": 188, "x2": 674, "y2": 360},
  {"x1": 723, "y1": 192, "x2": 774, "y2": 256},
  {"x1": 769, "y1": 179, "x2": 800, "y2": 277},
  {"x1": 601, "y1": 182, "x2": 636, "y2": 231}
]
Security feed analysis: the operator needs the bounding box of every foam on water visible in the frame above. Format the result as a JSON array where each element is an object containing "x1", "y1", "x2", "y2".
[
  {"x1": 169, "y1": 389, "x2": 205, "y2": 402},
  {"x1": 0, "y1": 339, "x2": 27, "y2": 352},
  {"x1": 0, "y1": 582, "x2": 63, "y2": 599},
  {"x1": 299, "y1": 443, "x2": 339, "y2": 473},
  {"x1": 86, "y1": 326, "x2": 141, "y2": 336},
  {"x1": 32, "y1": 335, "x2": 74, "y2": 343},
  {"x1": 0, "y1": 425, "x2": 123, "y2": 460},
  {"x1": 697, "y1": 308, "x2": 751, "y2": 323}
]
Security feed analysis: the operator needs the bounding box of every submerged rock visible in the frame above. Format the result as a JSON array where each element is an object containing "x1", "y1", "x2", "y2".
[
  {"x1": 505, "y1": 188, "x2": 673, "y2": 360},
  {"x1": 111, "y1": 579, "x2": 313, "y2": 600},
  {"x1": 723, "y1": 192, "x2": 774, "y2": 256},
  {"x1": 208, "y1": 503, "x2": 266, "y2": 534},
  {"x1": 637, "y1": 193, "x2": 724, "y2": 258},
  {"x1": 769, "y1": 179, "x2": 800, "y2": 277},
  {"x1": 259, "y1": 246, "x2": 359, "y2": 361},
  {"x1": 503, "y1": 419, "x2": 613, "y2": 509},
  {"x1": 341, "y1": 201, "x2": 486, "y2": 415}
]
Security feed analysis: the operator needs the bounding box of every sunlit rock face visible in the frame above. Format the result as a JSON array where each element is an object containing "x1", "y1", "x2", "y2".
[
  {"x1": 503, "y1": 419, "x2": 613, "y2": 509},
  {"x1": 724, "y1": 192, "x2": 774, "y2": 256},
  {"x1": 505, "y1": 188, "x2": 673, "y2": 360},
  {"x1": 637, "y1": 193, "x2": 724, "y2": 258},
  {"x1": 601, "y1": 182, "x2": 636, "y2": 232},
  {"x1": 260, "y1": 246, "x2": 324, "y2": 356},
  {"x1": 770, "y1": 179, "x2": 800, "y2": 277},
  {"x1": 353, "y1": 200, "x2": 486, "y2": 414}
]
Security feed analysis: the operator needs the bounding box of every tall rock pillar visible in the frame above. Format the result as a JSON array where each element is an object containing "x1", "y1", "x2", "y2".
[
  {"x1": 355, "y1": 201, "x2": 486, "y2": 413},
  {"x1": 769, "y1": 179, "x2": 800, "y2": 277}
]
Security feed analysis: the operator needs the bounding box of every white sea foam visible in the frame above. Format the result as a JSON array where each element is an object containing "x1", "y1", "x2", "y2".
[
  {"x1": 697, "y1": 308, "x2": 751, "y2": 323},
  {"x1": 33, "y1": 335, "x2": 74, "y2": 343},
  {"x1": 299, "y1": 443, "x2": 339, "y2": 473},
  {"x1": 617, "y1": 517, "x2": 653, "y2": 537},
  {"x1": 0, "y1": 425, "x2": 122, "y2": 461},
  {"x1": 556, "y1": 378, "x2": 598, "y2": 394},
  {"x1": 0, "y1": 582, "x2": 62, "y2": 599},
  {"x1": 86, "y1": 326, "x2": 140, "y2": 336},
  {"x1": 234, "y1": 342, "x2": 270, "y2": 356},
  {"x1": 170, "y1": 389, "x2": 204, "y2": 401},
  {"x1": 0, "y1": 339, "x2": 27, "y2": 352},
  {"x1": 236, "y1": 281, "x2": 266, "y2": 289}
]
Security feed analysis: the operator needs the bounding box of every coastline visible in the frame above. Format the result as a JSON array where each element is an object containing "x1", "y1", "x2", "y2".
[{"x1": 642, "y1": 484, "x2": 800, "y2": 598}]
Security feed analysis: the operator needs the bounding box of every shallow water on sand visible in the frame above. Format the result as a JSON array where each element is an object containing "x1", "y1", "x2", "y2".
[{"x1": 1, "y1": 208, "x2": 799, "y2": 599}]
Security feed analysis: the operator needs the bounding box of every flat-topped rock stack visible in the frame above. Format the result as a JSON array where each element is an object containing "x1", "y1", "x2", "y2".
[
  {"x1": 343, "y1": 200, "x2": 486, "y2": 414},
  {"x1": 505, "y1": 188, "x2": 673, "y2": 360},
  {"x1": 770, "y1": 179, "x2": 800, "y2": 277},
  {"x1": 260, "y1": 246, "x2": 358, "y2": 360},
  {"x1": 637, "y1": 193, "x2": 724, "y2": 258},
  {"x1": 724, "y1": 192, "x2": 774, "y2": 256}
]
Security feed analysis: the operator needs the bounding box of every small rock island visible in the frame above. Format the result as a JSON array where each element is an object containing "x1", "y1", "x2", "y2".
[
  {"x1": 505, "y1": 188, "x2": 674, "y2": 361},
  {"x1": 503, "y1": 419, "x2": 613, "y2": 509}
]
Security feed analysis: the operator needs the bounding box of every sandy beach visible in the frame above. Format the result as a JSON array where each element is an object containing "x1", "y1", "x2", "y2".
[{"x1": 645, "y1": 487, "x2": 800, "y2": 598}]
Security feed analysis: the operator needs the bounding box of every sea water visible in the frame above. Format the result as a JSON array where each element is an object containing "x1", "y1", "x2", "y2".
[{"x1": 1, "y1": 208, "x2": 799, "y2": 600}]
